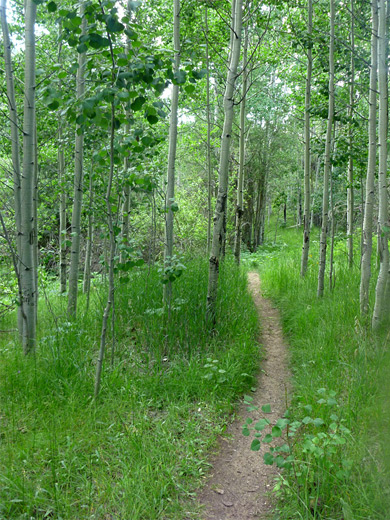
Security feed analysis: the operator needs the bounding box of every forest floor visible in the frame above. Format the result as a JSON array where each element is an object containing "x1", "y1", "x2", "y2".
[{"x1": 198, "y1": 271, "x2": 291, "y2": 520}]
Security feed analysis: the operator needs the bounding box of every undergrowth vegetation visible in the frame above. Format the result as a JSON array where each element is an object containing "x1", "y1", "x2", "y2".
[
  {"x1": 0, "y1": 259, "x2": 260, "y2": 520},
  {"x1": 243, "y1": 225, "x2": 390, "y2": 519}
]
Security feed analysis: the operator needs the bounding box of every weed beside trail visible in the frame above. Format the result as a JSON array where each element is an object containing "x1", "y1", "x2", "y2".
[
  {"x1": 0, "y1": 258, "x2": 259, "y2": 520},
  {"x1": 243, "y1": 225, "x2": 390, "y2": 519}
]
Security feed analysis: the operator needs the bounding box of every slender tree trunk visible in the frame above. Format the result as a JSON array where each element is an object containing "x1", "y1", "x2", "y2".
[
  {"x1": 83, "y1": 173, "x2": 93, "y2": 297},
  {"x1": 372, "y1": 0, "x2": 389, "y2": 330},
  {"x1": 347, "y1": 0, "x2": 355, "y2": 268},
  {"x1": 163, "y1": 0, "x2": 181, "y2": 310},
  {"x1": 310, "y1": 156, "x2": 321, "y2": 228},
  {"x1": 329, "y1": 128, "x2": 337, "y2": 290},
  {"x1": 300, "y1": 0, "x2": 313, "y2": 276},
  {"x1": 20, "y1": 0, "x2": 37, "y2": 353},
  {"x1": 317, "y1": 0, "x2": 335, "y2": 298},
  {"x1": 360, "y1": 0, "x2": 378, "y2": 316},
  {"x1": 234, "y1": 24, "x2": 249, "y2": 265},
  {"x1": 1, "y1": 0, "x2": 23, "y2": 336},
  {"x1": 206, "y1": 5, "x2": 212, "y2": 254},
  {"x1": 94, "y1": 17, "x2": 118, "y2": 398},
  {"x1": 58, "y1": 122, "x2": 67, "y2": 293},
  {"x1": 67, "y1": 4, "x2": 87, "y2": 317},
  {"x1": 33, "y1": 115, "x2": 38, "y2": 316},
  {"x1": 206, "y1": 0, "x2": 243, "y2": 322}
]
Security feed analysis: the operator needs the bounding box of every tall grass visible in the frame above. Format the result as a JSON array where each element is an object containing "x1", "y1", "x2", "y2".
[
  {"x1": 245, "y1": 224, "x2": 390, "y2": 519},
  {"x1": 0, "y1": 258, "x2": 259, "y2": 519}
]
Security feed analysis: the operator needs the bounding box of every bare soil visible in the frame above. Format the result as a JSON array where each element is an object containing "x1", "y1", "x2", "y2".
[{"x1": 197, "y1": 271, "x2": 291, "y2": 520}]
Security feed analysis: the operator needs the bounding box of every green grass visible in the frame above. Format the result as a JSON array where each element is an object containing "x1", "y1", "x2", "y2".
[
  {"x1": 243, "y1": 223, "x2": 390, "y2": 519},
  {"x1": 0, "y1": 258, "x2": 260, "y2": 519}
]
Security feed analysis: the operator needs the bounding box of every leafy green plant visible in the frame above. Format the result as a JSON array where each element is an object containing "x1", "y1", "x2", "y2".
[{"x1": 243, "y1": 389, "x2": 353, "y2": 518}]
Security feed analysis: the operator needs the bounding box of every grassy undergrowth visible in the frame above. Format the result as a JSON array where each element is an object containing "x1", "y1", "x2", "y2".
[
  {"x1": 0, "y1": 258, "x2": 260, "y2": 519},
  {"x1": 243, "y1": 225, "x2": 390, "y2": 519}
]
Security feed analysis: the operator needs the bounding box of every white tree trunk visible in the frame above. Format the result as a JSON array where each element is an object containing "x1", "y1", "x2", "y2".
[
  {"x1": 300, "y1": 0, "x2": 313, "y2": 277},
  {"x1": 0, "y1": 0, "x2": 23, "y2": 336},
  {"x1": 317, "y1": 0, "x2": 335, "y2": 298},
  {"x1": 20, "y1": 0, "x2": 37, "y2": 353},
  {"x1": 206, "y1": 0, "x2": 243, "y2": 321},
  {"x1": 346, "y1": 0, "x2": 355, "y2": 268},
  {"x1": 67, "y1": 4, "x2": 87, "y2": 317},
  {"x1": 234, "y1": 24, "x2": 249, "y2": 265},
  {"x1": 372, "y1": 0, "x2": 389, "y2": 330},
  {"x1": 360, "y1": 0, "x2": 378, "y2": 316},
  {"x1": 163, "y1": 0, "x2": 181, "y2": 309}
]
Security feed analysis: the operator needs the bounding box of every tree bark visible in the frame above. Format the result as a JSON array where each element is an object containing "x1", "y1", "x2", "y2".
[
  {"x1": 163, "y1": 0, "x2": 181, "y2": 310},
  {"x1": 360, "y1": 0, "x2": 378, "y2": 316},
  {"x1": 234, "y1": 24, "x2": 249, "y2": 265},
  {"x1": 347, "y1": 0, "x2": 355, "y2": 268},
  {"x1": 300, "y1": 0, "x2": 313, "y2": 276},
  {"x1": 20, "y1": 0, "x2": 37, "y2": 353},
  {"x1": 206, "y1": 0, "x2": 243, "y2": 322},
  {"x1": 317, "y1": 0, "x2": 335, "y2": 298},
  {"x1": 372, "y1": 0, "x2": 389, "y2": 330},
  {"x1": 67, "y1": 4, "x2": 87, "y2": 317},
  {"x1": 206, "y1": 5, "x2": 212, "y2": 255},
  {"x1": 0, "y1": 0, "x2": 23, "y2": 336}
]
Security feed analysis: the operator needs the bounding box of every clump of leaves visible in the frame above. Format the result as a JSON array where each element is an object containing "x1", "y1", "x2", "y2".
[{"x1": 243, "y1": 389, "x2": 353, "y2": 517}]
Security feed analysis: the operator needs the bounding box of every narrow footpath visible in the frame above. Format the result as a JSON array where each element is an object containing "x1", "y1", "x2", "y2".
[{"x1": 198, "y1": 271, "x2": 291, "y2": 520}]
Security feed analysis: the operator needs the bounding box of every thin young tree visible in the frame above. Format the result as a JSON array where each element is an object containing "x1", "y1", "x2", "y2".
[
  {"x1": 317, "y1": 0, "x2": 335, "y2": 298},
  {"x1": 346, "y1": 0, "x2": 355, "y2": 268},
  {"x1": 18, "y1": 0, "x2": 38, "y2": 353},
  {"x1": 1, "y1": 0, "x2": 23, "y2": 335},
  {"x1": 206, "y1": 0, "x2": 243, "y2": 321},
  {"x1": 300, "y1": 0, "x2": 313, "y2": 277},
  {"x1": 234, "y1": 24, "x2": 249, "y2": 265},
  {"x1": 163, "y1": 0, "x2": 181, "y2": 309},
  {"x1": 360, "y1": 0, "x2": 378, "y2": 316},
  {"x1": 67, "y1": 3, "x2": 87, "y2": 317},
  {"x1": 372, "y1": 0, "x2": 389, "y2": 330}
]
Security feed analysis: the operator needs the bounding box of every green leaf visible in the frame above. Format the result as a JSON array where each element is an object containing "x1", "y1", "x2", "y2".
[
  {"x1": 242, "y1": 427, "x2": 250, "y2": 437},
  {"x1": 106, "y1": 15, "x2": 124, "y2": 33},
  {"x1": 173, "y1": 69, "x2": 187, "y2": 84},
  {"x1": 146, "y1": 115, "x2": 159, "y2": 124},
  {"x1": 244, "y1": 395, "x2": 253, "y2": 403},
  {"x1": 313, "y1": 418, "x2": 325, "y2": 427},
  {"x1": 88, "y1": 33, "x2": 110, "y2": 49},
  {"x1": 271, "y1": 426, "x2": 282, "y2": 437},
  {"x1": 131, "y1": 96, "x2": 146, "y2": 111},
  {"x1": 251, "y1": 439, "x2": 261, "y2": 451},
  {"x1": 261, "y1": 404, "x2": 272, "y2": 414},
  {"x1": 302, "y1": 416, "x2": 312, "y2": 425},
  {"x1": 275, "y1": 418, "x2": 289, "y2": 430},
  {"x1": 77, "y1": 42, "x2": 88, "y2": 54},
  {"x1": 47, "y1": 1, "x2": 57, "y2": 12},
  {"x1": 185, "y1": 84, "x2": 196, "y2": 94},
  {"x1": 262, "y1": 434, "x2": 273, "y2": 443},
  {"x1": 264, "y1": 452, "x2": 274, "y2": 465},
  {"x1": 47, "y1": 100, "x2": 60, "y2": 110},
  {"x1": 254, "y1": 418, "x2": 269, "y2": 431}
]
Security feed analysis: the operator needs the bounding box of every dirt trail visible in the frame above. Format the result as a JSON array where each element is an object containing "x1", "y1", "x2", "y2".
[{"x1": 198, "y1": 271, "x2": 291, "y2": 520}]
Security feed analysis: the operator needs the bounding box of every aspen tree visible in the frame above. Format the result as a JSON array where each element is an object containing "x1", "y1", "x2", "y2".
[
  {"x1": 20, "y1": 0, "x2": 37, "y2": 352},
  {"x1": 163, "y1": 0, "x2": 181, "y2": 309},
  {"x1": 300, "y1": 0, "x2": 313, "y2": 277},
  {"x1": 68, "y1": 4, "x2": 87, "y2": 317},
  {"x1": 206, "y1": 0, "x2": 243, "y2": 322},
  {"x1": 346, "y1": 0, "x2": 355, "y2": 268},
  {"x1": 372, "y1": 0, "x2": 389, "y2": 330},
  {"x1": 205, "y1": 4, "x2": 212, "y2": 254},
  {"x1": 234, "y1": 24, "x2": 249, "y2": 265},
  {"x1": 317, "y1": 0, "x2": 335, "y2": 298},
  {"x1": 0, "y1": 0, "x2": 23, "y2": 336},
  {"x1": 360, "y1": 0, "x2": 378, "y2": 316}
]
